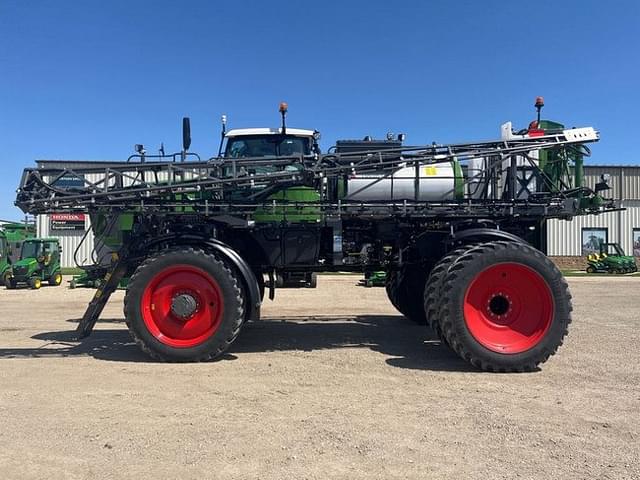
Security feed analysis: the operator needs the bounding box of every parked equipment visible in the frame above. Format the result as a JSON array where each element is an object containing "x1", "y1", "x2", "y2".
[
  {"x1": 5, "y1": 238, "x2": 62, "y2": 289},
  {"x1": 0, "y1": 229, "x2": 11, "y2": 285},
  {"x1": 586, "y1": 243, "x2": 638, "y2": 274},
  {"x1": 15, "y1": 98, "x2": 616, "y2": 371},
  {"x1": 361, "y1": 271, "x2": 387, "y2": 287}
]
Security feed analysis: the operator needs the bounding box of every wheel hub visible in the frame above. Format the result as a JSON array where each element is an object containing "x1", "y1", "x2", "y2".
[
  {"x1": 486, "y1": 292, "x2": 512, "y2": 324},
  {"x1": 170, "y1": 293, "x2": 199, "y2": 319}
]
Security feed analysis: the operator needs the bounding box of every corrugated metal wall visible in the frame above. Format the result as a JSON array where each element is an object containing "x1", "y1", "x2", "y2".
[
  {"x1": 36, "y1": 214, "x2": 95, "y2": 268},
  {"x1": 546, "y1": 206, "x2": 640, "y2": 256},
  {"x1": 36, "y1": 164, "x2": 199, "y2": 268},
  {"x1": 547, "y1": 165, "x2": 640, "y2": 256}
]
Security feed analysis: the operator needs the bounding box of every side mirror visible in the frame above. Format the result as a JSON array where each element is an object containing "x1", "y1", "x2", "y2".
[{"x1": 182, "y1": 117, "x2": 191, "y2": 151}]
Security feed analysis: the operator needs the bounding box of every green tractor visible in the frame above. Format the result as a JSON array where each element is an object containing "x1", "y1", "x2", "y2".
[
  {"x1": 5, "y1": 238, "x2": 63, "y2": 289},
  {"x1": 586, "y1": 242, "x2": 638, "y2": 274},
  {"x1": 0, "y1": 229, "x2": 11, "y2": 286}
]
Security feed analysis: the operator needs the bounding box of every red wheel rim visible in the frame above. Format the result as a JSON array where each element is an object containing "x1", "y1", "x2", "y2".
[
  {"x1": 463, "y1": 262, "x2": 554, "y2": 354},
  {"x1": 140, "y1": 265, "x2": 224, "y2": 348}
]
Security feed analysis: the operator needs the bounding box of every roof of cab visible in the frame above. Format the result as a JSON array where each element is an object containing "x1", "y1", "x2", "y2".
[{"x1": 225, "y1": 128, "x2": 315, "y2": 137}]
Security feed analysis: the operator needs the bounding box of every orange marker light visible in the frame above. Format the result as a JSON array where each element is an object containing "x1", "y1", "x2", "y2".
[
  {"x1": 279, "y1": 102, "x2": 288, "y2": 113},
  {"x1": 535, "y1": 96, "x2": 545, "y2": 108}
]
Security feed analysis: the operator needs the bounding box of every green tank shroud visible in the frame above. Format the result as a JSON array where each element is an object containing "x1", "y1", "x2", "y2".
[{"x1": 253, "y1": 186, "x2": 321, "y2": 223}]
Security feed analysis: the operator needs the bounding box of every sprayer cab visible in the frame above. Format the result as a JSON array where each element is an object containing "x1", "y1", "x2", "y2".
[{"x1": 219, "y1": 103, "x2": 321, "y2": 159}]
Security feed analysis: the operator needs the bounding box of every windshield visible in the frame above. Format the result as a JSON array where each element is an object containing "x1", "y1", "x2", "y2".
[
  {"x1": 605, "y1": 244, "x2": 624, "y2": 256},
  {"x1": 21, "y1": 241, "x2": 42, "y2": 259},
  {"x1": 225, "y1": 135, "x2": 310, "y2": 158}
]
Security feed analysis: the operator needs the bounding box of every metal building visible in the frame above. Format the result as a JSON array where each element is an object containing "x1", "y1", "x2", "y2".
[
  {"x1": 547, "y1": 165, "x2": 640, "y2": 262},
  {"x1": 33, "y1": 160, "x2": 640, "y2": 269}
]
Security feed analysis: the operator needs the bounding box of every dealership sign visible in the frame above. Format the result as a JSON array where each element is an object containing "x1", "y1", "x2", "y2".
[
  {"x1": 50, "y1": 213, "x2": 86, "y2": 231},
  {"x1": 51, "y1": 174, "x2": 85, "y2": 189}
]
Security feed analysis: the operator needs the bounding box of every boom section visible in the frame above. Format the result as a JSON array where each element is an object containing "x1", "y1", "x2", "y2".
[{"x1": 15, "y1": 127, "x2": 604, "y2": 220}]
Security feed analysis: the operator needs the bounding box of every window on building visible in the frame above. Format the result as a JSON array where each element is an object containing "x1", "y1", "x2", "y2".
[
  {"x1": 582, "y1": 228, "x2": 608, "y2": 256},
  {"x1": 633, "y1": 229, "x2": 640, "y2": 257}
]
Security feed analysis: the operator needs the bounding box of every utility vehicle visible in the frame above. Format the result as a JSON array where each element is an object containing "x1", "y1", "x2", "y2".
[
  {"x1": 5, "y1": 238, "x2": 62, "y2": 289},
  {"x1": 0, "y1": 229, "x2": 11, "y2": 286},
  {"x1": 586, "y1": 242, "x2": 637, "y2": 274}
]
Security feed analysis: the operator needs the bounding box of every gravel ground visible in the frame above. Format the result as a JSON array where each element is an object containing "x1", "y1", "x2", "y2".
[{"x1": 0, "y1": 275, "x2": 638, "y2": 479}]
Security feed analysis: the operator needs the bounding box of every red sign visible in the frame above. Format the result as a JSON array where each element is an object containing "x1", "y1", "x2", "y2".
[{"x1": 50, "y1": 213, "x2": 86, "y2": 231}]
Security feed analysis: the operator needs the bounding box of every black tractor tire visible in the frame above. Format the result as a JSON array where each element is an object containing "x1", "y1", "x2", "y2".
[
  {"x1": 385, "y1": 266, "x2": 428, "y2": 324},
  {"x1": 436, "y1": 241, "x2": 572, "y2": 372},
  {"x1": 49, "y1": 271, "x2": 63, "y2": 286},
  {"x1": 124, "y1": 248, "x2": 245, "y2": 362},
  {"x1": 29, "y1": 277, "x2": 42, "y2": 289},
  {"x1": 385, "y1": 271, "x2": 403, "y2": 312},
  {"x1": 1, "y1": 271, "x2": 10, "y2": 287},
  {"x1": 586, "y1": 266, "x2": 595, "y2": 274},
  {"x1": 424, "y1": 245, "x2": 476, "y2": 343},
  {"x1": 4, "y1": 274, "x2": 16, "y2": 289}
]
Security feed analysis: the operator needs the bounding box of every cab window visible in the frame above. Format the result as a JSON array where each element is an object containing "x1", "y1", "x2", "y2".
[{"x1": 225, "y1": 136, "x2": 310, "y2": 158}]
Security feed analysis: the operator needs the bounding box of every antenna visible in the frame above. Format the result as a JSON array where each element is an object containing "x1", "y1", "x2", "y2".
[{"x1": 217, "y1": 114, "x2": 227, "y2": 157}]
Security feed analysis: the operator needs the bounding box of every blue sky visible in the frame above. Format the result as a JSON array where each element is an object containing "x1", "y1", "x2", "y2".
[{"x1": 1, "y1": 0, "x2": 638, "y2": 220}]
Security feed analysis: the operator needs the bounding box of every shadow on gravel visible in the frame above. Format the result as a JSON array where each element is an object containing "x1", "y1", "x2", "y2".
[
  {"x1": 0, "y1": 326, "x2": 150, "y2": 362},
  {"x1": 0, "y1": 315, "x2": 476, "y2": 372}
]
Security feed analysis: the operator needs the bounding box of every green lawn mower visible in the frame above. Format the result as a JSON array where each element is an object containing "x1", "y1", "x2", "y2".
[
  {"x1": 586, "y1": 242, "x2": 638, "y2": 274},
  {"x1": 70, "y1": 264, "x2": 129, "y2": 290},
  {"x1": 360, "y1": 271, "x2": 388, "y2": 287},
  {"x1": 0, "y1": 229, "x2": 12, "y2": 286},
  {"x1": 5, "y1": 238, "x2": 62, "y2": 289}
]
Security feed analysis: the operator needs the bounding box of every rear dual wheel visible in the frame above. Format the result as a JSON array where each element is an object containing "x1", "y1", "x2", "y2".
[
  {"x1": 385, "y1": 266, "x2": 428, "y2": 325},
  {"x1": 49, "y1": 272, "x2": 62, "y2": 286},
  {"x1": 124, "y1": 248, "x2": 245, "y2": 362},
  {"x1": 430, "y1": 241, "x2": 572, "y2": 372}
]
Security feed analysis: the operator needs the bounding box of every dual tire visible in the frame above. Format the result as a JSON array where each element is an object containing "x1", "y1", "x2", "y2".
[
  {"x1": 425, "y1": 241, "x2": 572, "y2": 372},
  {"x1": 385, "y1": 266, "x2": 428, "y2": 325}
]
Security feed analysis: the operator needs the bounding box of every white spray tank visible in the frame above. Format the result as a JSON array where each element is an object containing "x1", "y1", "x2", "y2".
[{"x1": 342, "y1": 137, "x2": 464, "y2": 202}]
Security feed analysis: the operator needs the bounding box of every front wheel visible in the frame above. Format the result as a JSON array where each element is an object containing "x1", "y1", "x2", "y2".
[
  {"x1": 30, "y1": 277, "x2": 42, "y2": 289},
  {"x1": 124, "y1": 248, "x2": 246, "y2": 362},
  {"x1": 436, "y1": 241, "x2": 572, "y2": 372},
  {"x1": 5, "y1": 274, "x2": 16, "y2": 289}
]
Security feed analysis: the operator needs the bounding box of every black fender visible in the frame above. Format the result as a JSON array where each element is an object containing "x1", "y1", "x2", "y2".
[
  {"x1": 138, "y1": 234, "x2": 261, "y2": 322},
  {"x1": 448, "y1": 228, "x2": 528, "y2": 247}
]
